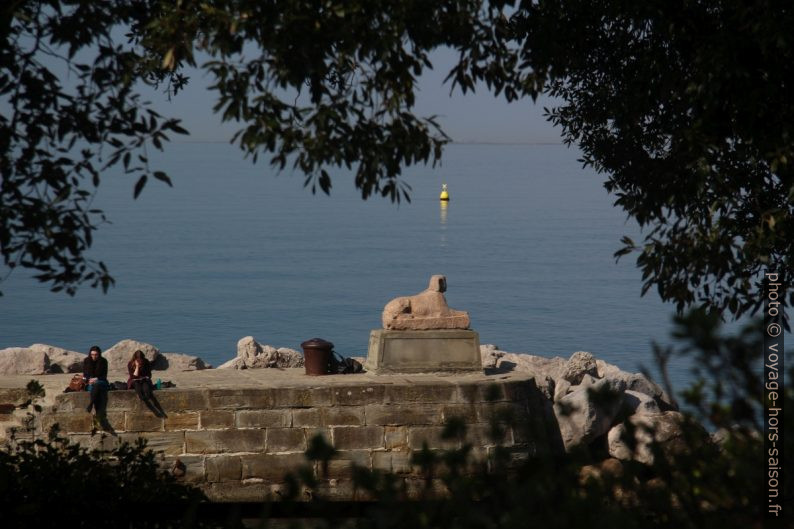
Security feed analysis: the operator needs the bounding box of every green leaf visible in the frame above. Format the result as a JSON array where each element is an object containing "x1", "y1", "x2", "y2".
[
  {"x1": 133, "y1": 175, "x2": 147, "y2": 199},
  {"x1": 152, "y1": 171, "x2": 172, "y2": 186}
]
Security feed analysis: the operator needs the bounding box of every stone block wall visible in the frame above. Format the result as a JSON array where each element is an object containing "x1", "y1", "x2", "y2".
[{"x1": 23, "y1": 376, "x2": 549, "y2": 501}]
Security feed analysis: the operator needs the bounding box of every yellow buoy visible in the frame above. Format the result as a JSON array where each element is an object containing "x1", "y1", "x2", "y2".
[{"x1": 439, "y1": 183, "x2": 450, "y2": 201}]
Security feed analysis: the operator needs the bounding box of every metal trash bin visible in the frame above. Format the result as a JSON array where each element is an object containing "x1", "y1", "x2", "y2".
[{"x1": 301, "y1": 338, "x2": 333, "y2": 376}]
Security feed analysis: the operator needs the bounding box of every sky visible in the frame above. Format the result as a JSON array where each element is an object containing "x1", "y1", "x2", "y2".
[{"x1": 141, "y1": 48, "x2": 563, "y2": 145}]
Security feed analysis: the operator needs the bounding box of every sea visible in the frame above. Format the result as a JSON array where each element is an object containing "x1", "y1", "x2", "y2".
[{"x1": 1, "y1": 142, "x2": 710, "y2": 390}]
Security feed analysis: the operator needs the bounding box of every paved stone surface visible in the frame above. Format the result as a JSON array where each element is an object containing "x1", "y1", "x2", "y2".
[{"x1": 0, "y1": 367, "x2": 530, "y2": 406}]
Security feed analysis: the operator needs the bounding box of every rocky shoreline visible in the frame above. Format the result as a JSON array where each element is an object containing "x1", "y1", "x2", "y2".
[
  {"x1": 0, "y1": 336, "x2": 307, "y2": 376},
  {"x1": 479, "y1": 345, "x2": 701, "y2": 464}
]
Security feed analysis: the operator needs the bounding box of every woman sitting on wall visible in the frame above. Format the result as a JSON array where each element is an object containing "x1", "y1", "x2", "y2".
[{"x1": 127, "y1": 350, "x2": 165, "y2": 417}]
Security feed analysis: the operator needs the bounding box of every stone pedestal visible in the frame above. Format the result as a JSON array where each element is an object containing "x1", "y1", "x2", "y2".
[{"x1": 366, "y1": 329, "x2": 482, "y2": 374}]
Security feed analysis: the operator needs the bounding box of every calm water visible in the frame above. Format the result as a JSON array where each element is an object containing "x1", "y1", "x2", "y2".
[{"x1": 2, "y1": 143, "x2": 691, "y2": 384}]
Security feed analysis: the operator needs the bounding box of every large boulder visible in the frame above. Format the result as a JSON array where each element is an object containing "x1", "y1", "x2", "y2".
[
  {"x1": 237, "y1": 336, "x2": 262, "y2": 366},
  {"x1": 480, "y1": 347, "x2": 566, "y2": 397},
  {"x1": 607, "y1": 411, "x2": 691, "y2": 465},
  {"x1": 553, "y1": 378, "x2": 572, "y2": 402},
  {"x1": 621, "y1": 389, "x2": 661, "y2": 417},
  {"x1": 217, "y1": 337, "x2": 304, "y2": 369},
  {"x1": 561, "y1": 351, "x2": 598, "y2": 385},
  {"x1": 103, "y1": 340, "x2": 160, "y2": 371},
  {"x1": 554, "y1": 377, "x2": 627, "y2": 452},
  {"x1": 0, "y1": 347, "x2": 49, "y2": 375},
  {"x1": 598, "y1": 365, "x2": 677, "y2": 411},
  {"x1": 29, "y1": 344, "x2": 85, "y2": 373},
  {"x1": 152, "y1": 352, "x2": 210, "y2": 371},
  {"x1": 503, "y1": 353, "x2": 566, "y2": 379}
]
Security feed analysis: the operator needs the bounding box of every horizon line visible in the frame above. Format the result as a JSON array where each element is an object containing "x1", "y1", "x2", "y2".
[{"x1": 172, "y1": 139, "x2": 565, "y2": 146}]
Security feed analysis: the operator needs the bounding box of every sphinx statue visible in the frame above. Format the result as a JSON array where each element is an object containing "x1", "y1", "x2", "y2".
[{"x1": 381, "y1": 275, "x2": 470, "y2": 330}]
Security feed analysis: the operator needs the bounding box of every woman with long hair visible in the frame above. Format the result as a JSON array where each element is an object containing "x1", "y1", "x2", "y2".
[{"x1": 127, "y1": 350, "x2": 164, "y2": 416}]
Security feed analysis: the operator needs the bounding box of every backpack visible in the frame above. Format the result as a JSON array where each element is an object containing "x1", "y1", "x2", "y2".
[{"x1": 329, "y1": 351, "x2": 364, "y2": 374}]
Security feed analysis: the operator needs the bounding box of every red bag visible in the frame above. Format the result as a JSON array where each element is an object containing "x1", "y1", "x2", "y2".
[{"x1": 67, "y1": 374, "x2": 86, "y2": 392}]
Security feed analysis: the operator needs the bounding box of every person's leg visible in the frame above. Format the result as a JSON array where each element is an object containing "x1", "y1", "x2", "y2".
[
  {"x1": 147, "y1": 381, "x2": 166, "y2": 417},
  {"x1": 134, "y1": 379, "x2": 146, "y2": 401},
  {"x1": 86, "y1": 384, "x2": 99, "y2": 412},
  {"x1": 141, "y1": 379, "x2": 154, "y2": 400},
  {"x1": 96, "y1": 383, "x2": 108, "y2": 416}
]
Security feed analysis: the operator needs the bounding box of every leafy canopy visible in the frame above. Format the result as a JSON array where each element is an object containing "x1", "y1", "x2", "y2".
[
  {"x1": 1, "y1": 0, "x2": 535, "y2": 295},
  {"x1": 525, "y1": 0, "x2": 794, "y2": 321},
  {"x1": 2, "y1": 0, "x2": 792, "y2": 322}
]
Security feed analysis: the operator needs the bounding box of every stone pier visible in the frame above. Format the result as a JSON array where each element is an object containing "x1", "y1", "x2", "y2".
[{"x1": 3, "y1": 369, "x2": 551, "y2": 501}]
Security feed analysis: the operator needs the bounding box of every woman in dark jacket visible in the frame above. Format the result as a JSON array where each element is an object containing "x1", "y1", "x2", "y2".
[
  {"x1": 83, "y1": 345, "x2": 109, "y2": 422},
  {"x1": 127, "y1": 350, "x2": 153, "y2": 395},
  {"x1": 127, "y1": 350, "x2": 164, "y2": 416}
]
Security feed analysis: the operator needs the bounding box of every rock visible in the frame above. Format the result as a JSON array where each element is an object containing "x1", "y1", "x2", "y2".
[
  {"x1": 607, "y1": 411, "x2": 695, "y2": 465},
  {"x1": 382, "y1": 275, "x2": 470, "y2": 330},
  {"x1": 0, "y1": 347, "x2": 49, "y2": 375},
  {"x1": 537, "y1": 375, "x2": 556, "y2": 401},
  {"x1": 480, "y1": 344, "x2": 504, "y2": 369},
  {"x1": 218, "y1": 338, "x2": 305, "y2": 369},
  {"x1": 606, "y1": 372, "x2": 676, "y2": 411},
  {"x1": 238, "y1": 339, "x2": 301, "y2": 369},
  {"x1": 103, "y1": 340, "x2": 160, "y2": 371},
  {"x1": 153, "y1": 353, "x2": 210, "y2": 371},
  {"x1": 561, "y1": 351, "x2": 598, "y2": 385},
  {"x1": 578, "y1": 373, "x2": 599, "y2": 389},
  {"x1": 554, "y1": 377, "x2": 627, "y2": 452},
  {"x1": 241, "y1": 339, "x2": 276, "y2": 369},
  {"x1": 580, "y1": 457, "x2": 625, "y2": 484},
  {"x1": 216, "y1": 357, "x2": 242, "y2": 369},
  {"x1": 497, "y1": 351, "x2": 567, "y2": 378},
  {"x1": 479, "y1": 348, "x2": 565, "y2": 397},
  {"x1": 596, "y1": 359, "x2": 676, "y2": 410},
  {"x1": 275, "y1": 348, "x2": 305, "y2": 368},
  {"x1": 260, "y1": 345, "x2": 279, "y2": 368},
  {"x1": 622, "y1": 389, "x2": 661, "y2": 416},
  {"x1": 29, "y1": 344, "x2": 85, "y2": 373},
  {"x1": 553, "y1": 378, "x2": 572, "y2": 402},
  {"x1": 238, "y1": 336, "x2": 262, "y2": 364}
]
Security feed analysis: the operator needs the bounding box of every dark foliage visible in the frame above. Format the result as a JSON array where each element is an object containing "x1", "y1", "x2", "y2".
[
  {"x1": 517, "y1": 0, "x2": 794, "y2": 321},
  {"x1": 0, "y1": 408, "x2": 205, "y2": 527},
  {"x1": 281, "y1": 312, "x2": 790, "y2": 529},
  {"x1": 1, "y1": 1, "x2": 523, "y2": 295},
  {"x1": 0, "y1": 1, "x2": 195, "y2": 295}
]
